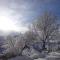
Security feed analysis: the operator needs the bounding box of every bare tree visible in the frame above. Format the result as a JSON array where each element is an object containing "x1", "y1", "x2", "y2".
[
  {"x1": 2, "y1": 35, "x2": 16, "y2": 56},
  {"x1": 32, "y1": 12, "x2": 60, "y2": 51},
  {"x1": 1, "y1": 33, "x2": 25, "y2": 59},
  {"x1": 24, "y1": 31, "x2": 37, "y2": 48}
]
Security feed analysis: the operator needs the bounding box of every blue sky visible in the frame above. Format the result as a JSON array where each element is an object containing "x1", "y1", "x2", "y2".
[{"x1": 0, "y1": 0, "x2": 60, "y2": 27}]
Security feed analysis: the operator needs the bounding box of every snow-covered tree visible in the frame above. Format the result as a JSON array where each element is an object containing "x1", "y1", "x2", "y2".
[
  {"x1": 32, "y1": 12, "x2": 60, "y2": 51},
  {"x1": 1, "y1": 33, "x2": 25, "y2": 58}
]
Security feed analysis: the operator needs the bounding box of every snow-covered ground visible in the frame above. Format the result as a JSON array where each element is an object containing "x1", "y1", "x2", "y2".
[
  {"x1": 34, "y1": 58, "x2": 46, "y2": 60},
  {"x1": 9, "y1": 56, "x2": 33, "y2": 60},
  {"x1": 0, "y1": 52, "x2": 60, "y2": 60},
  {"x1": 46, "y1": 52, "x2": 60, "y2": 60},
  {"x1": 9, "y1": 56, "x2": 46, "y2": 60}
]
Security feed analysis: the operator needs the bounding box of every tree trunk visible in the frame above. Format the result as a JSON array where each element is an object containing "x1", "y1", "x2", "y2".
[
  {"x1": 42, "y1": 40, "x2": 46, "y2": 50},
  {"x1": 19, "y1": 44, "x2": 30, "y2": 56}
]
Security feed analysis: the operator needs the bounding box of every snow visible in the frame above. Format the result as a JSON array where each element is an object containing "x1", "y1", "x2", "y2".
[
  {"x1": 22, "y1": 47, "x2": 42, "y2": 59},
  {"x1": 48, "y1": 52, "x2": 60, "y2": 56},
  {"x1": 34, "y1": 58, "x2": 46, "y2": 60},
  {"x1": 8, "y1": 56, "x2": 33, "y2": 60},
  {"x1": 46, "y1": 52, "x2": 60, "y2": 60}
]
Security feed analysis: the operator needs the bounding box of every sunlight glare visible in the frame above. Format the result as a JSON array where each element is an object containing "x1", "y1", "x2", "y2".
[{"x1": 0, "y1": 10, "x2": 29, "y2": 32}]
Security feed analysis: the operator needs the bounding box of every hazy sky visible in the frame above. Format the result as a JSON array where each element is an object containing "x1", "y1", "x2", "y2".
[
  {"x1": 0, "y1": 0, "x2": 60, "y2": 23},
  {"x1": 0, "y1": 0, "x2": 60, "y2": 32}
]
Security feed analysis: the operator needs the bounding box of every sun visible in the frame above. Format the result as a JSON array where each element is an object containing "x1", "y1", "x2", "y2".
[
  {"x1": 0, "y1": 15, "x2": 19, "y2": 32},
  {"x1": 0, "y1": 10, "x2": 28, "y2": 32}
]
